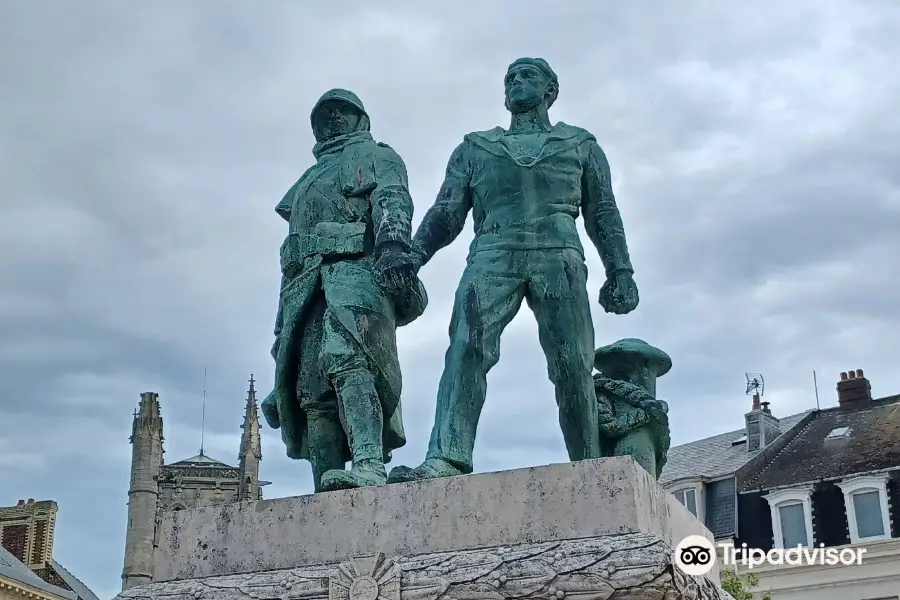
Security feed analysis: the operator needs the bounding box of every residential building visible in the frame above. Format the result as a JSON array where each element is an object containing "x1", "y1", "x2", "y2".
[
  {"x1": 1, "y1": 544, "x2": 75, "y2": 600},
  {"x1": 0, "y1": 500, "x2": 98, "y2": 600},
  {"x1": 661, "y1": 369, "x2": 900, "y2": 600},
  {"x1": 121, "y1": 376, "x2": 269, "y2": 590},
  {"x1": 660, "y1": 398, "x2": 810, "y2": 539}
]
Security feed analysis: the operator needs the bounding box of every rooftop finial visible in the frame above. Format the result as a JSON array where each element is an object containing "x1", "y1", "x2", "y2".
[{"x1": 249, "y1": 373, "x2": 256, "y2": 394}]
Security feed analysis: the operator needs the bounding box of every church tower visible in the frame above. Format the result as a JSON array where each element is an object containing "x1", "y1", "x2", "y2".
[
  {"x1": 121, "y1": 392, "x2": 164, "y2": 591},
  {"x1": 237, "y1": 375, "x2": 262, "y2": 501}
]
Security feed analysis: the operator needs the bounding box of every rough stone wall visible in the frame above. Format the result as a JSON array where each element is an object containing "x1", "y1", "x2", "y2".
[{"x1": 158, "y1": 478, "x2": 241, "y2": 512}]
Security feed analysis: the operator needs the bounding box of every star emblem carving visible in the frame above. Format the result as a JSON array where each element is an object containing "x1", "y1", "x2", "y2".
[{"x1": 329, "y1": 553, "x2": 400, "y2": 600}]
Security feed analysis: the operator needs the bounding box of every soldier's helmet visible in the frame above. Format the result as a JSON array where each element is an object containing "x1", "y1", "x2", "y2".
[{"x1": 309, "y1": 88, "x2": 370, "y2": 130}]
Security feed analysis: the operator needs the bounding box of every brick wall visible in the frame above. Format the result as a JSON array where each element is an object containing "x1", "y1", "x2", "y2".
[
  {"x1": 33, "y1": 565, "x2": 74, "y2": 592},
  {"x1": 1, "y1": 524, "x2": 27, "y2": 561}
]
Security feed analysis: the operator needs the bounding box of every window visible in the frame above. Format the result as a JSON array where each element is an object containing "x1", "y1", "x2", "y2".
[
  {"x1": 668, "y1": 482, "x2": 705, "y2": 522},
  {"x1": 853, "y1": 492, "x2": 883, "y2": 537},
  {"x1": 778, "y1": 503, "x2": 808, "y2": 548},
  {"x1": 763, "y1": 487, "x2": 813, "y2": 548},
  {"x1": 825, "y1": 426, "x2": 851, "y2": 439},
  {"x1": 837, "y1": 474, "x2": 891, "y2": 543},
  {"x1": 674, "y1": 488, "x2": 698, "y2": 517}
]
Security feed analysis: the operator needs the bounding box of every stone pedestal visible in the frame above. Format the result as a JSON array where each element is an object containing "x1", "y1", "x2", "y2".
[{"x1": 115, "y1": 457, "x2": 733, "y2": 600}]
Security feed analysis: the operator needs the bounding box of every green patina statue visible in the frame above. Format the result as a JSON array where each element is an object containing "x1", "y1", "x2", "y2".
[
  {"x1": 382, "y1": 58, "x2": 640, "y2": 483},
  {"x1": 261, "y1": 89, "x2": 427, "y2": 492},
  {"x1": 593, "y1": 338, "x2": 672, "y2": 479}
]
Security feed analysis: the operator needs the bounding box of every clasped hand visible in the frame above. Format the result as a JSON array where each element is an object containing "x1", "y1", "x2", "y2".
[{"x1": 374, "y1": 242, "x2": 421, "y2": 294}]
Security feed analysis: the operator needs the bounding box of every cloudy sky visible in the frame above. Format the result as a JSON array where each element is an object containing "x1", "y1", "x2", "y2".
[{"x1": 1, "y1": 0, "x2": 899, "y2": 597}]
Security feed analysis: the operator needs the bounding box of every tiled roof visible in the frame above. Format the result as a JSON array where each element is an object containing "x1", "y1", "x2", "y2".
[
  {"x1": 48, "y1": 560, "x2": 100, "y2": 600},
  {"x1": 166, "y1": 452, "x2": 234, "y2": 468},
  {"x1": 740, "y1": 396, "x2": 900, "y2": 491},
  {"x1": 659, "y1": 410, "x2": 812, "y2": 484},
  {"x1": 0, "y1": 547, "x2": 76, "y2": 600}
]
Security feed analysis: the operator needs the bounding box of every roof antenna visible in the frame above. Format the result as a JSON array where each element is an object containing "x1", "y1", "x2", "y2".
[
  {"x1": 813, "y1": 370, "x2": 820, "y2": 410},
  {"x1": 745, "y1": 372, "x2": 764, "y2": 397},
  {"x1": 745, "y1": 372, "x2": 765, "y2": 411},
  {"x1": 200, "y1": 366, "x2": 207, "y2": 457}
]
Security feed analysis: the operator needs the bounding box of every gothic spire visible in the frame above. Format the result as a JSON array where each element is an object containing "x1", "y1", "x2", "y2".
[
  {"x1": 131, "y1": 392, "x2": 162, "y2": 441},
  {"x1": 238, "y1": 375, "x2": 262, "y2": 501},
  {"x1": 239, "y1": 374, "x2": 261, "y2": 461}
]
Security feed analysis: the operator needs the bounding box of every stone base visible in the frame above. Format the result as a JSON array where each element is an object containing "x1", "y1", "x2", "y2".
[
  {"x1": 116, "y1": 458, "x2": 734, "y2": 600},
  {"x1": 118, "y1": 535, "x2": 730, "y2": 600}
]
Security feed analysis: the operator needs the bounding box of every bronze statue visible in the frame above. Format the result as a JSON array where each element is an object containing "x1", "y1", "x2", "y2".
[
  {"x1": 381, "y1": 58, "x2": 640, "y2": 482},
  {"x1": 262, "y1": 89, "x2": 426, "y2": 492}
]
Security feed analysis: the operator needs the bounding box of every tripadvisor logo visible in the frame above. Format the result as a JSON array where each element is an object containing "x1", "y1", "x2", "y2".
[
  {"x1": 674, "y1": 535, "x2": 716, "y2": 576},
  {"x1": 722, "y1": 542, "x2": 867, "y2": 568},
  {"x1": 673, "y1": 536, "x2": 868, "y2": 575}
]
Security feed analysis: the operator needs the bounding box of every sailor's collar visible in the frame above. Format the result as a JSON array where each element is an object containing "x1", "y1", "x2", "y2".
[{"x1": 464, "y1": 122, "x2": 594, "y2": 167}]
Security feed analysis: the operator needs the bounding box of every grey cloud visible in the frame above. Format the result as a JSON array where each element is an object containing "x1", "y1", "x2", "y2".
[{"x1": 2, "y1": 1, "x2": 900, "y2": 599}]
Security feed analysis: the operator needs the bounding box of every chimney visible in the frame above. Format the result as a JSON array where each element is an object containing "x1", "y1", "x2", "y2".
[
  {"x1": 837, "y1": 369, "x2": 872, "y2": 410},
  {"x1": 745, "y1": 394, "x2": 782, "y2": 453},
  {"x1": 0, "y1": 499, "x2": 58, "y2": 568}
]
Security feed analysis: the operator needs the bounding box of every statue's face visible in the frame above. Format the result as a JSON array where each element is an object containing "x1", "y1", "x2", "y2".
[
  {"x1": 312, "y1": 100, "x2": 361, "y2": 141},
  {"x1": 504, "y1": 65, "x2": 552, "y2": 113},
  {"x1": 598, "y1": 359, "x2": 630, "y2": 382}
]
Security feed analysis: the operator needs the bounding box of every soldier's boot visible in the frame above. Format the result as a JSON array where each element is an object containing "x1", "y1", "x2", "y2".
[
  {"x1": 320, "y1": 368, "x2": 387, "y2": 491},
  {"x1": 306, "y1": 408, "x2": 347, "y2": 493},
  {"x1": 321, "y1": 459, "x2": 387, "y2": 490},
  {"x1": 387, "y1": 457, "x2": 464, "y2": 483}
]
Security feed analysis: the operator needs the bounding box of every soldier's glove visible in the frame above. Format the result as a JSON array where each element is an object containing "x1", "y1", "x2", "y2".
[{"x1": 374, "y1": 242, "x2": 421, "y2": 294}]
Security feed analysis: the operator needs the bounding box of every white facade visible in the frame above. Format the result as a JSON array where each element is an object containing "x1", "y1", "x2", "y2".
[
  {"x1": 746, "y1": 538, "x2": 900, "y2": 600},
  {"x1": 762, "y1": 487, "x2": 814, "y2": 549},
  {"x1": 836, "y1": 474, "x2": 892, "y2": 545},
  {"x1": 667, "y1": 472, "x2": 900, "y2": 600}
]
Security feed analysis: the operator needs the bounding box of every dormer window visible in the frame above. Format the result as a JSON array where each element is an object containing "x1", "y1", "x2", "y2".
[
  {"x1": 674, "y1": 488, "x2": 697, "y2": 516},
  {"x1": 672, "y1": 485, "x2": 704, "y2": 520},
  {"x1": 837, "y1": 474, "x2": 891, "y2": 543},
  {"x1": 763, "y1": 487, "x2": 814, "y2": 548}
]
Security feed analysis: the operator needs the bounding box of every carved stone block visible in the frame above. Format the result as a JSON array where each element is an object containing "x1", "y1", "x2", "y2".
[
  {"x1": 153, "y1": 458, "x2": 715, "y2": 581},
  {"x1": 117, "y1": 460, "x2": 733, "y2": 600},
  {"x1": 115, "y1": 534, "x2": 733, "y2": 600},
  {"x1": 330, "y1": 554, "x2": 401, "y2": 600}
]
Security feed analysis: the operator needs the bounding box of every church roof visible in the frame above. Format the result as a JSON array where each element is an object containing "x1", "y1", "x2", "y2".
[
  {"x1": 166, "y1": 452, "x2": 235, "y2": 469},
  {"x1": 0, "y1": 546, "x2": 76, "y2": 600}
]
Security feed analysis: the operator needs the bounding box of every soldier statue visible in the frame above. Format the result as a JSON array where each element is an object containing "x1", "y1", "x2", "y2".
[
  {"x1": 381, "y1": 58, "x2": 640, "y2": 482},
  {"x1": 262, "y1": 89, "x2": 426, "y2": 492}
]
